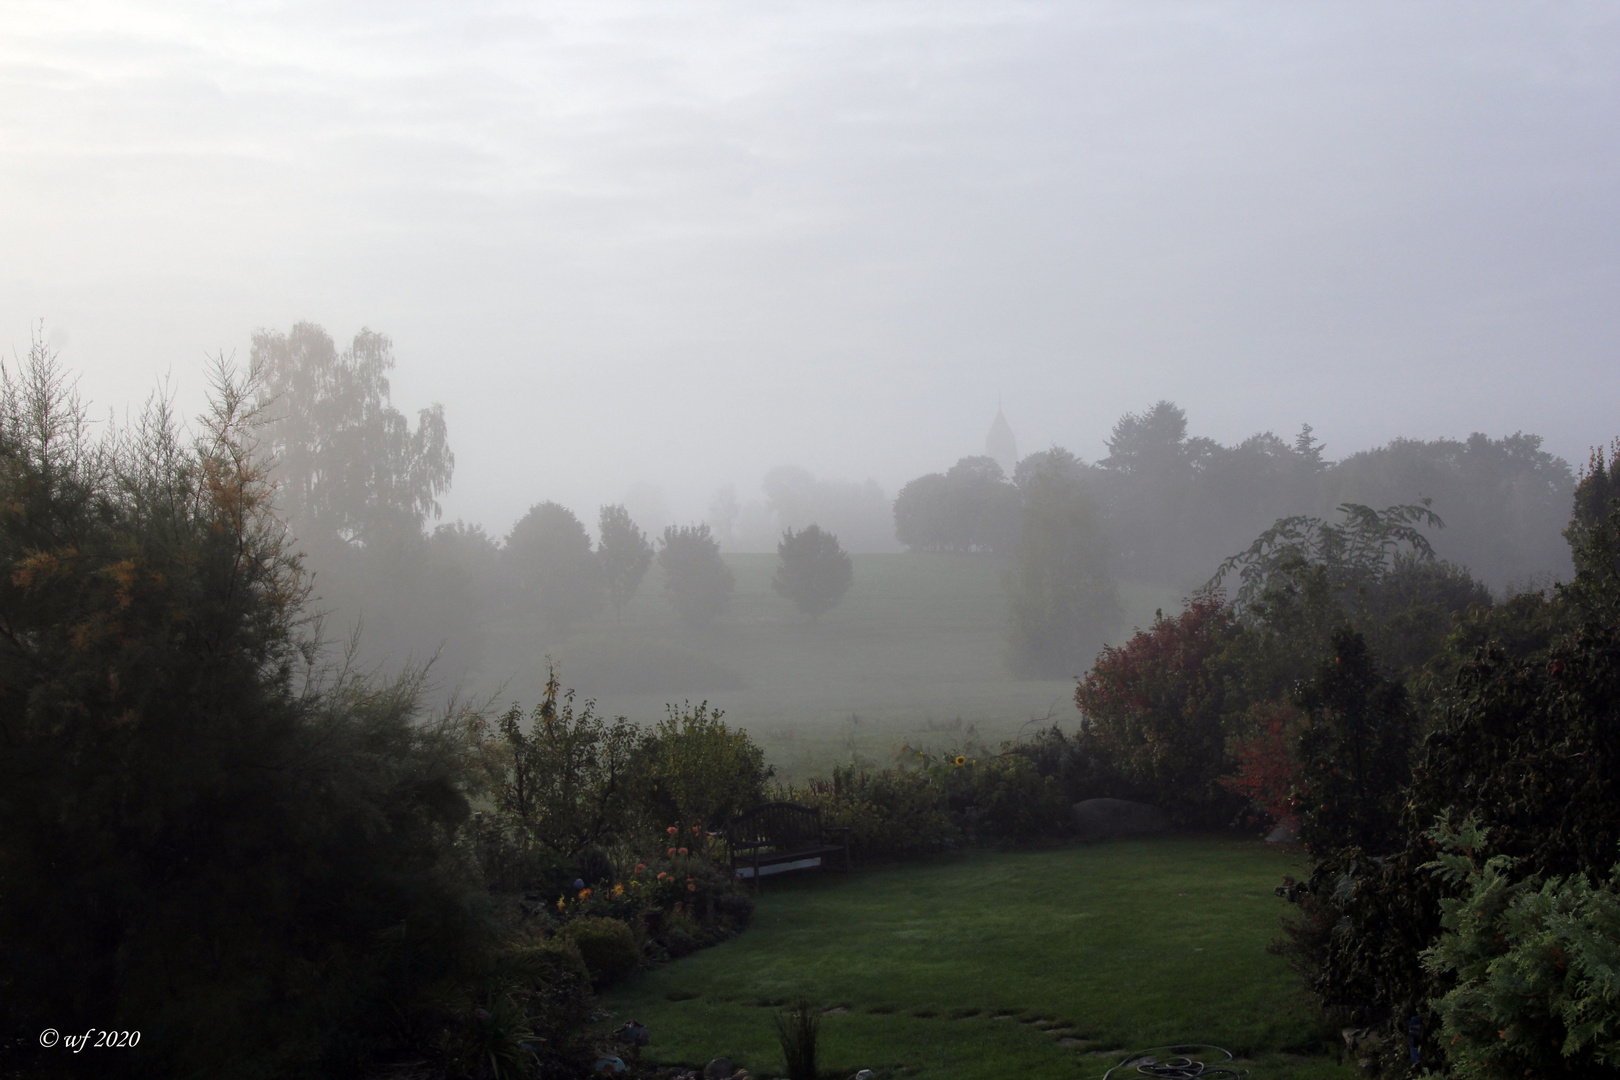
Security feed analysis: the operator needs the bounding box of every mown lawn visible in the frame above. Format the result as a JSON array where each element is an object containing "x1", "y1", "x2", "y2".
[{"x1": 602, "y1": 837, "x2": 1356, "y2": 1079}]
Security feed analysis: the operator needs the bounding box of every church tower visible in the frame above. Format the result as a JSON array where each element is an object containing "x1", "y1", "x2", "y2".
[{"x1": 985, "y1": 406, "x2": 1018, "y2": 477}]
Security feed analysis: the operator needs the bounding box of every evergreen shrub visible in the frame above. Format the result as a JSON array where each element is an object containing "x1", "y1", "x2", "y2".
[{"x1": 560, "y1": 917, "x2": 640, "y2": 987}]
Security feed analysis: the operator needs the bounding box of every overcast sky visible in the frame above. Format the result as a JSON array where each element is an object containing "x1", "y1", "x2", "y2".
[{"x1": 3, "y1": 1, "x2": 1617, "y2": 534}]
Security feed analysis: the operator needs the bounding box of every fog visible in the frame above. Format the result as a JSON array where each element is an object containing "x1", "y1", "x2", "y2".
[{"x1": 4, "y1": 2, "x2": 1618, "y2": 540}]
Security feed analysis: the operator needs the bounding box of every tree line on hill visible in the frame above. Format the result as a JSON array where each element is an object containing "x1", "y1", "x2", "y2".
[
  {"x1": 894, "y1": 399, "x2": 1575, "y2": 679},
  {"x1": 240, "y1": 323, "x2": 1576, "y2": 696},
  {"x1": 240, "y1": 323, "x2": 863, "y2": 700},
  {"x1": 894, "y1": 399, "x2": 1574, "y2": 592}
]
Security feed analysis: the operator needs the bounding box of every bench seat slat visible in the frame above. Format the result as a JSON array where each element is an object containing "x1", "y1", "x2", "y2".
[{"x1": 725, "y1": 801, "x2": 852, "y2": 889}]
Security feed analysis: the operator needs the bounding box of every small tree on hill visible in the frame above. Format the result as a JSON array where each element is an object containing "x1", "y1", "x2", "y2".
[
  {"x1": 598, "y1": 503, "x2": 653, "y2": 622},
  {"x1": 773, "y1": 525, "x2": 854, "y2": 619},
  {"x1": 659, "y1": 523, "x2": 733, "y2": 625},
  {"x1": 505, "y1": 501, "x2": 602, "y2": 630}
]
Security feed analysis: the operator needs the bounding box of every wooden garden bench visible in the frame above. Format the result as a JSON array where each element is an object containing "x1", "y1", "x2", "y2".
[{"x1": 726, "y1": 802, "x2": 852, "y2": 890}]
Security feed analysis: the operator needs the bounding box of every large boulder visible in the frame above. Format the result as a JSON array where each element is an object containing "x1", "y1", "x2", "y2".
[{"x1": 1072, "y1": 798, "x2": 1173, "y2": 840}]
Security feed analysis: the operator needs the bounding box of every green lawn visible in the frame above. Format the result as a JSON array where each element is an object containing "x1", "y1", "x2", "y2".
[
  {"x1": 601, "y1": 838, "x2": 1354, "y2": 1080},
  {"x1": 471, "y1": 554, "x2": 1184, "y2": 781}
]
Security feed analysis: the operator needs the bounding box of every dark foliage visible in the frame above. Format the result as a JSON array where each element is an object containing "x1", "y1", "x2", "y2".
[
  {"x1": 1272, "y1": 447, "x2": 1620, "y2": 1073},
  {"x1": 505, "y1": 501, "x2": 603, "y2": 630},
  {"x1": 893, "y1": 455, "x2": 1022, "y2": 555},
  {"x1": 598, "y1": 503, "x2": 654, "y2": 621},
  {"x1": 772, "y1": 524, "x2": 854, "y2": 618},
  {"x1": 1074, "y1": 595, "x2": 1243, "y2": 825},
  {"x1": 1293, "y1": 630, "x2": 1414, "y2": 855},
  {"x1": 0, "y1": 347, "x2": 491, "y2": 1079},
  {"x1": 1005, "y1": 450, "x2": 1120, "y2": 677}
]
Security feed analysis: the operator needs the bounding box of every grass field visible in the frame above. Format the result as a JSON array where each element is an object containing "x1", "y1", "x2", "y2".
[
  {"x1": 601, "y1": 837, "x2": 1353, "y2": 1080},
  {"x1": 471, "y1": 554, "x2": 1184, "y2": 781}
]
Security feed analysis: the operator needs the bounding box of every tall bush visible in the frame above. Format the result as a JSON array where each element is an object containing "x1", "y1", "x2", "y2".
[
  {"x1": 1272, "y1": 445, "x2": 1620, "y2": 1068},
  {"x1": 485, "y1": 665, "x2": 643, "y2": 855},
  {"x1": 1293, "y1": 629, "x2": 1414, "y2": 855},
  {"x1": 1074, "y1": 595, "x2": 1240, "y2": 824},
  {"x1": 0, "y1": 347, "x2": 488, "y2": 1078},
  {"x1": 642, "y1": 702, "x2": 771, "y2": 829}
]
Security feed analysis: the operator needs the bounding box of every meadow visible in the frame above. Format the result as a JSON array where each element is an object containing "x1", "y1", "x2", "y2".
[
  {"x1": 601, "y1": 837, "x2": 1355, "y2": 1080},
  {"x1": 473, "y1": 553, "x2": 1184, "y2": 780}
]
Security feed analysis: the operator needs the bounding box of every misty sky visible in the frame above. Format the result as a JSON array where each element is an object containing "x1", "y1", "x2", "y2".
[{"x1": 3, "y1": 2, "x2": 1617, "y2": 535}]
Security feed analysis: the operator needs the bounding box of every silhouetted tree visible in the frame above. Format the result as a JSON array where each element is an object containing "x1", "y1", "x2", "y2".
[
  {"x1": 892, "y1": 455, "x2": 1021, "y2": 554},
  {"x1": 254, "y1": 322, "x2": 452, "y2": 547},
  {"x1": 1006, "y1": 452, "x2": 1120, "y2": 676},
  {"x1": 597, "y1": 503, "x2": 653, "y2": 621},
  {"x1": 772, "y1": 524, "x2": 854, "y2": 619},
  {"x1": 1324, "y1": 432, "x2": 1574, "y2": 593},
  {"x1": 1293, "y1": 629, "x2": 1414, "y2": 855},
  {"x1": 659, "y1": 523, "x2": 733, "y2": 625},
  {"x1": 252, "y1": 322, "x2": 485, "y2": 688},
  {"x1": 506, "y1": 502, "x2": 602, "y2": 630}
]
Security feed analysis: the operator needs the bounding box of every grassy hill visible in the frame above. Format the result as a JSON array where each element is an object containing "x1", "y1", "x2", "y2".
[{"x1": 471, "y1": 554, "x2": 1183, "y2": 781}]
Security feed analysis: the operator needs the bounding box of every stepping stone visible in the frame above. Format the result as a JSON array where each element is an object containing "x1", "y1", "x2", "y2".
[
  {"x1": 823, "y1": 1007, "x2": 850, "y2": 1015},
  {"x1": 1057, "y1": 1038, "x2": 1091, "y2": 1049}
]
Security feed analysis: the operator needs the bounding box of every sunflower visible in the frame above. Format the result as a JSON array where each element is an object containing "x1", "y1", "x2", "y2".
[{"x1": 953, "y1": 755, "x2": 967, "y2": 767}]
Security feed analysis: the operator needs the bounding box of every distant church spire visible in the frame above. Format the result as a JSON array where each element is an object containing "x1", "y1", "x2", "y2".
[{"x1": 985, "y1": 404, "x2": 1017, "y2": 477}]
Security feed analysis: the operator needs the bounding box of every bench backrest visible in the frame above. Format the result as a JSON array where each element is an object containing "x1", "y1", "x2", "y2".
[{"x1": 728, "y1": 801, "x2": 824, "y2": 850}]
